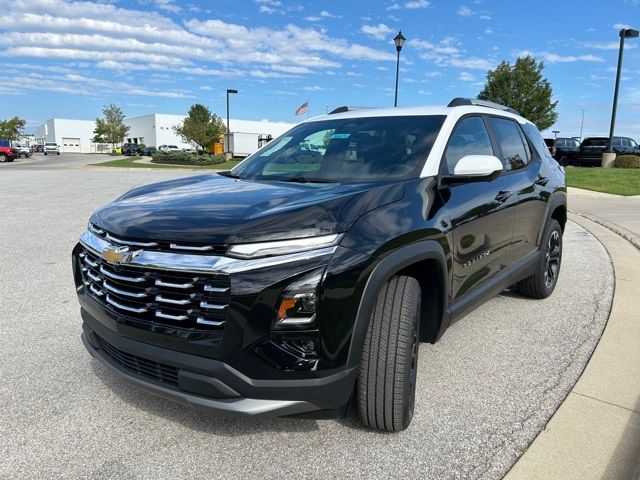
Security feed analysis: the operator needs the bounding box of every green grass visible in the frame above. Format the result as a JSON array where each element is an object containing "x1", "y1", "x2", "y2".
[
  {"x1": 566, "y1": 167, "x2": 640, "y2": 196},
  {"x1": 90, "y1": 156, "x2": 241, "y2": 170}
]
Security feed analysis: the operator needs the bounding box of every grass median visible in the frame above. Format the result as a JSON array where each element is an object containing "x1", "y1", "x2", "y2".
[
  {"x1": 90, "y1": 156, "x2": 241, "y2": 170},
  {"x1": 565, "y1": 167, "x2": 640, "y2": 196}
]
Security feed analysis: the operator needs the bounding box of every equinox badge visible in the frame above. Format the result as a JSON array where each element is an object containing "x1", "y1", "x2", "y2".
[{"x1": 101, "y1": 245, "x2": 141, "y2": 265}]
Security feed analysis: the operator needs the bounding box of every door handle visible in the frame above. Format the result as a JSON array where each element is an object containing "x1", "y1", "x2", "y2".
[
  {"x1": 495, "y1": 190, "x2": 512, "y2": 202},
  {"x1": 536, "y1": 176, "x2": 550, "y2": 186}
]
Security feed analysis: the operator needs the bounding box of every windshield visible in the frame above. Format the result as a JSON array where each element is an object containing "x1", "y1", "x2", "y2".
[{"x1": 233, "y1": 115, "x2": 445, "y2": 183}]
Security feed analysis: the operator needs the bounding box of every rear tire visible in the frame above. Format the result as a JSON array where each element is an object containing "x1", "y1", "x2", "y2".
[
  {"x1": 0, "y1": 154, "x2": 6, "y2": 162},
  {"x1": 357, "y1": 275, "x2": 421, "y2": 432},
  {"x1": 517, "y1": 219, "x2": 562, "y2": 299}
]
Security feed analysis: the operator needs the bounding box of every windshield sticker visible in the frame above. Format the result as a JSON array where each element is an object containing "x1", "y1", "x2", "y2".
[
  {"x1": 330, "y1": 133, "x2": 351, "y2": 139},
  {"x1": 260, "y1": 137, "x2": 293, "y2": 157}
]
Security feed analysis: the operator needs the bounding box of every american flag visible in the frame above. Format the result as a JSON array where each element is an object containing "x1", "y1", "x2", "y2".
[{"x1": 295, "y1": 101, "x2": 309, "y2": 116}]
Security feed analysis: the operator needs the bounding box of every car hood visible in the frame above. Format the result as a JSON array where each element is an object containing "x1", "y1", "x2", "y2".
[{"x1": 90, "y1": 174, "x2": 405, "y2": 244}]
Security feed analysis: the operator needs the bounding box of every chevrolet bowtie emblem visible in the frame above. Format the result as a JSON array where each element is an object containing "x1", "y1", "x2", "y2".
[{"x1": 102, "y1": 245, "x2": 141, "y2": 265}]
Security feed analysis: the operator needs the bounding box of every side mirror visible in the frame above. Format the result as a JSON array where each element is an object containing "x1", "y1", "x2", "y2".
[{"x1": 453, "y1": 155, "x2": 503, "y2": 178}]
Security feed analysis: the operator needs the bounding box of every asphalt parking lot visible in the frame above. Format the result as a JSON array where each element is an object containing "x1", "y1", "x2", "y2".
[{"x1": 0, "y1": 155, "x2": 614, "y2": 479}]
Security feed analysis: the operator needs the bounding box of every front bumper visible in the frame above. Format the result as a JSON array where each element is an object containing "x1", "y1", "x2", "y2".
[{"x1": 81, "y1": 310, "x2": 358, "y2": 417}]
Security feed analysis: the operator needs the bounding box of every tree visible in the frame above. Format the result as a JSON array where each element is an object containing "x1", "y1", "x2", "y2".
[
  {"x1": 93, "y1": 104, "x2": 130, "y2": 151},
  {"x1": 477, "y1": 55, "x2": 558, "y2": 131},
  {"x1": 174, "y1": 104, "x2": 226, "y2": 153},
  {"x1": 0, "y1": 116, "x2": 26, "y2": 141}
]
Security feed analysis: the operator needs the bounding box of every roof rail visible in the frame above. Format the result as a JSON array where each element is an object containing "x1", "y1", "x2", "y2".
[
  {"x1": 447, "y1": 97, "x2": 520, "y2": 115},
  {"x1": 328, "y1": 106, "x2": 375, "y2": 115}
]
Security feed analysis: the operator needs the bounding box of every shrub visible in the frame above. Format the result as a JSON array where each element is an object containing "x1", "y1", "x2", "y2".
[
  {"x1": 615, "y1": 155, "x2": 640, "y2": 169},
  {"x1": 151, "y1": 152, "x2": 227, "y2": 166}
]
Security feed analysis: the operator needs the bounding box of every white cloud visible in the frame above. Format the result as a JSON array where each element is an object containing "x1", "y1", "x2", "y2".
[
  {"x1": 409, "y1": 36, "x2": 493, "y2": 70},
  {"x1": 154, "y1": 0, "x2": 181, "y2": 13},
  {"x1": 361, "y1": 23, "x2": 393, "y2": 40},
  {"x1": 405, "y1": 0, "x2": 430, "y2": 8},
  {"x1": 200, "y1": 85, "x2": 213, "y2": 90},
  {"x1": 459, "y1": 71, "x2": 475, "y2": 81},
  {"x1": 582, "y1": 41, "x2": 635, "y2": 50},
  {"x1": 303, "y1": 85, "x2": 324, "y2": 91},
  {"x1": 353, "y1": 83, "x2": 366, "y2": 88},
  {"x1": 516, "y1": 50, "x2": 605, "y2": 63},
  {"x1": 255, "y1": 0, "x2": 281, "y2": 13},
  {"x1": 614, "y1": 23, "x2": 632, "y2": 29},
  {"x1": 457, "y1": 6, "x2": 473, "y2": 16}
]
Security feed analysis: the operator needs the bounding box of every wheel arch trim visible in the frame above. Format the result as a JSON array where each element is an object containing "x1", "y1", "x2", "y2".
[{"x1": 345, "y1": 240, "x2": 449, "y2": 369}]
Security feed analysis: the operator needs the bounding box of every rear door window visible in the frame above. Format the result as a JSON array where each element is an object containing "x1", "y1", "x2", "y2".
[{"x1": 488, "y1": 117, "x2": 530, "y2": 171}]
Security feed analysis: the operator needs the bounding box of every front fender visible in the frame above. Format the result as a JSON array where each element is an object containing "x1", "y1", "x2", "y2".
[{"x1": 345, "y1": 240, "x2": 448, "y2": 369}]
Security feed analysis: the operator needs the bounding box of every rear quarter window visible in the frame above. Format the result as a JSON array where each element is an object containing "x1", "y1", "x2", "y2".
[{"x1": 522, "y1": 123, "x2": 553, "y2": 160}]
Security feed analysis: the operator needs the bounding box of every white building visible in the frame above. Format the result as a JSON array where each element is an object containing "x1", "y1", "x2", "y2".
[{"x1": 34, "y1": 114, "x2": 295, "y2": 156}]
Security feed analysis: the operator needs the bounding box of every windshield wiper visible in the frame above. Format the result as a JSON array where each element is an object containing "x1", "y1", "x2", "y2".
[
  {"x1": 218, "y1": 171, "x2": 242, "y2": 179},
  {"x1": 275, "y1": 176, "x2": 336, "y2": 184}
]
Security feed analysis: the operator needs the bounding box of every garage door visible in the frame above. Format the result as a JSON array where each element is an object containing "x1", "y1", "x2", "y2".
[{"x1": 62, "y1": 138, "x2": 81, "y2": 153}]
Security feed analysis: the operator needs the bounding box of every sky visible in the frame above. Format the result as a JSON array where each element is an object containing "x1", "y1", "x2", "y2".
[{"x1": 0, "y1": 0, "x2": 639, "y2": 138}]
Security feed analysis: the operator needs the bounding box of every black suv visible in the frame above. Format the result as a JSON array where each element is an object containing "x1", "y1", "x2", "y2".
[
  {"x1": 73, "y1": 98, "x2": 566, "y2": 431},
  {"x1": 545, "y1": 137, "x2": 581, "y2": 166},
  {"x1": 579, "y1": 136, "x2": 640, "y2": 166},
  {"x1": 121, "y1": 142, "x2": 142, "y2": 156}
]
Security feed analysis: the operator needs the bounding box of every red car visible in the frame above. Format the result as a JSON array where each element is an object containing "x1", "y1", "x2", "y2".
[{"x1": 0, "y1": 146, "x2": 16, "y2": 162}]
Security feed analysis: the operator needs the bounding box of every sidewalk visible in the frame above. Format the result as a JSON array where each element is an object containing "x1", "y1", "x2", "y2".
[
  {"x1": 505, "y1": 214, "x2": 640, "y2": 480},
  {"x1": 568, "y1": 187, "x2": 640, "y2": 249}
]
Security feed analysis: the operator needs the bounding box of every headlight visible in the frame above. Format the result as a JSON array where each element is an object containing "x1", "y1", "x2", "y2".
[
  {"x1": 273, "y1": 269, "x2": 324, "y2": 329},
  {"x1": 227, "y1": 234, "x2": 340, "y2": 259}
]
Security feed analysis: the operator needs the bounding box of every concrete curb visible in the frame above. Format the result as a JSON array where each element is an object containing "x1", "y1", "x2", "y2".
[
  {"x1": 569, "y1": 209, "x2": 640, "y2": 251},
  {"x1": 505, "y1": 214, "x2": 640, "y2": 480}
]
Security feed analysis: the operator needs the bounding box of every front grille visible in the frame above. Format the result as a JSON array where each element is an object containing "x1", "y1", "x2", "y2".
[
  {"x1": 78, "y1": 246, "x2": 230, "y2": 330},
  {"x1": 88, "y1": 224, "x2": 228, "y2": 256},
  {"x1": 95, "y1": 335, "x2": 179, "y2": 386}
]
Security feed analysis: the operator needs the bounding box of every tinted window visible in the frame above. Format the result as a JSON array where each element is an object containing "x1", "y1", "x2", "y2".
[
  {"x1": 234, "y1": 115, "x2": 445, "y2": 182},
  {"x1": 582, "y1": 138, "x2": 608, "y2": 147},
  {"x1": 489, "y1": 117, "x2": 529, "y2": 171},
  {"x1": 443, "y1": 116, "x2": 494, "y2": 175}
]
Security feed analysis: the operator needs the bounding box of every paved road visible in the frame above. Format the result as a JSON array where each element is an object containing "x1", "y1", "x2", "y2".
[
  {"x1": 0, "y1": 168, "x2": 614, "y2": 479},
  {"x1": 569, "y1": 187, "x2": 640, "y2": 242},
  {"x1": 0, "y1": 152, "x2": 121, "y2": 170}
]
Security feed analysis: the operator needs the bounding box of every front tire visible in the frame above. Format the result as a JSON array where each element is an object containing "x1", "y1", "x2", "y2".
[
  {"x1": 0, "y1": 154, "x2": 6, "y2": 162},
  {"x1": 517, "y1": 219, "x2": 563, "y2": 299},
  {"x1": 357, "y1": 275, "x2": 421, "y2": 432}
]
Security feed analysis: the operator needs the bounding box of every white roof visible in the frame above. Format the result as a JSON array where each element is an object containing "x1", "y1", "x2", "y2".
[{"x1": 304, "y1": 104, "x2": 529, "y2": 125}]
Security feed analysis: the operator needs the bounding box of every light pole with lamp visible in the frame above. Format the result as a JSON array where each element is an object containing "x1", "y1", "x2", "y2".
[
  {"x1": 579, "y1": 108, "x2": 585, "y2": 141},
  {"x1": 552, "y1": 130, "x2": 560, "y2": 139},
  {"x1": 393, "y1": 31, "x2": 406, "y2": 108},
  {"x1": 604, "y1": 27, "x2": 638, "y2": 166},
  {"x1": 226, "y1": 88, "x2": 238, "y2": 158}
]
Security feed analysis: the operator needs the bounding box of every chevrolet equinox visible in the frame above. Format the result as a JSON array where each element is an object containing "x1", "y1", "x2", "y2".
[{"x1": 73, "y1": 98, "x2": 567, "y2": 431}]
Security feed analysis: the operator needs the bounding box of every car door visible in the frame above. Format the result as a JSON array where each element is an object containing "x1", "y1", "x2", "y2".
[
  {"x1": 438, "y1": 115, "x2": 516, "y2": 308},
  {"x1": 487, "y1": 117, "x2": 547, "y2": 266}
]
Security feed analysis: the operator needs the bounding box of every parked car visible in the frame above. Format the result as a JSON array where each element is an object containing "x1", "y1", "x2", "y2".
[
  {"x1": 72, "y1": 97, "x2": 566, "y2": 432},
  {"x1": 543, "y1": 138, "x2": 557, "y2": 158},
  {"x1": 140, "y1": 146, "x2": 157, "y2": 156},
  {"x1": 121, "y1": 143, "x2": 142, "y2": 156},
  {"x1": 13, "y1": 144, "x2": 32, "y2": 158},
  {"x1": 158, "y1": 144, "x2": 181, "y2": 153},
  {"x1": 553, "y1": 137, "x2": 581, "y2": 166},
  {"x1": 0, "y1": 145, "x2": 17, "y2": 162},
  {"x1": 579, "y1": 136, "x2": 640, "y2": 166},
  {"x1": 43, "y1": 142, "x2": 60, "y2": 155}
]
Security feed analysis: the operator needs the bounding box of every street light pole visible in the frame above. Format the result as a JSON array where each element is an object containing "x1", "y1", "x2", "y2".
[
  {"x1": 393, "y1": 31, "x2": 406, "y2": 108},
  {"x1": 607, "y1": 28, "x2": 638, "y2": 152},
  {"x1": 579, "y1": 108, "x2": 585, "y2": 141},
  {"x1": 226, "y1": 88, "x2": 238, "y2": 157},
  {"x1": 553, "y1": 130, "x2": 560, "y2": 139}
]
